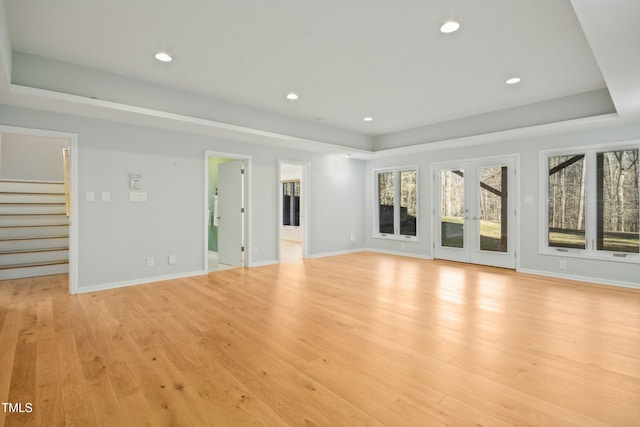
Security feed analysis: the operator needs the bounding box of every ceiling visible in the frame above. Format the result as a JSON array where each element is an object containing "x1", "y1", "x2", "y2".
[{"x1": 1, "y1": 0, "x2": 640, "y2": 151}]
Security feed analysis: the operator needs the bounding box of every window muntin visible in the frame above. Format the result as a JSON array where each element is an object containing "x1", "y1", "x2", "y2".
[{"x1": 375, "y1": 167, "x2": 418, "y2": 240}]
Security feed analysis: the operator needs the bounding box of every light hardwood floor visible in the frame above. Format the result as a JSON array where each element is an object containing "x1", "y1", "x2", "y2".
[{"x1": 1, "y1": 252, "x2": 639, "y2": 426}]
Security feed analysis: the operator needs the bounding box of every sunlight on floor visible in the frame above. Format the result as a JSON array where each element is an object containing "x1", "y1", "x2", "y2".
[{"x1": 280, "y1": 239, "x2": 302, "y2": 263}]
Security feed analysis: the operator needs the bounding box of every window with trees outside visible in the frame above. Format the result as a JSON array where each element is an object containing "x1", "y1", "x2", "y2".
[
  {"x1": 282, "y1": 180, "x2": 300, "y2": 227},
  {"x1": 375, "y1": 167, "x2": 417, "y2": 240},
  {"x1": 543, "y1": 144, "x2": 639, "y2": 260}
]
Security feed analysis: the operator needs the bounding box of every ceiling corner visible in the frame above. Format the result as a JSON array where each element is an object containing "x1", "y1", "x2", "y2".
[{"x1": 570, "y1": 0, "x2": 640, "y2": 118}]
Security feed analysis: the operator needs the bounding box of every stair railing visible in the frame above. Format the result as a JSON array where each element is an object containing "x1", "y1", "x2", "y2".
[{"x1": 62, "y1": 147, "x2": 71, "y2": 217}]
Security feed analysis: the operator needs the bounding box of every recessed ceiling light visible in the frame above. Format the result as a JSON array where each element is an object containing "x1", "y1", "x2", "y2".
[
  {"x1": 363, "y1": 117, "x2": 373, "y2": 122},
  {"x1": 440, "y1": 21, "x2": 460, "y2": 34},
  {"x1": 506, "y1": 77, "x2": 522, "y2": 85},
  {"x1": 154, "y1": 52, "x2": 172, "y2": 62},
  {"x1": 286, "y1": 93, "x2": 299, "y2": 100}
]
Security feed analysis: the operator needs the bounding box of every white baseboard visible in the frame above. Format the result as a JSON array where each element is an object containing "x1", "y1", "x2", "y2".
[
  {"x1": 307, "y1": 248, "x2": 364, "y2": 259},
  {"x1": 364, "y1": 247, "x2": 434, "y2": 260},
  {"x1": 76, "y1": 270, "x2": 207, "y2": 294},
  {"x1": 518, "y1": 268, "x2": 640, "y2": 290},
  {"x1": 250, "y1": 260, "x2": 279, "y2": 267}
]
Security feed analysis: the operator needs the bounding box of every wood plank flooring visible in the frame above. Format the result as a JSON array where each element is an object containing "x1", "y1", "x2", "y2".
[{"x1": 1, "y1": 252, "x2": 639, "y2": 426}]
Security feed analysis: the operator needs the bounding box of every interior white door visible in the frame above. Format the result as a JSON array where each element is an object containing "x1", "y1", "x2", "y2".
[
  {"x1": 217, "y1": 160, "x2": 244, "y2": 267},
  {"x1": 435, "y1": 157, "x2": 516, "y2": 269}
]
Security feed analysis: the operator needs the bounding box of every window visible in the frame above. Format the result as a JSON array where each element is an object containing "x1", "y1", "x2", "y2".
[
  {"x1": 548, "y1": 154, "x2": 586, "y2": 249},
  {"x1": 374, "y1": 167, "x2": 417, "y2": 240},
  {"x1": 543, "y1": 144, "x2": 639, "y2": 260},
  {"x1": 597, "y1": 150, "x2": 639, "y2": 252},
  {"x1": 282, "y1": 180, "x2": 300, "y2": 226}
]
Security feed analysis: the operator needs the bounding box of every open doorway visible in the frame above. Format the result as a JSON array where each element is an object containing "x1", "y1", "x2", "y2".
[
  {"x1": 0, "y1": 126, "x2": 78, "y2": 293},
  {"x1": 204, "y1": 151, "x2": 251, "y2": 273},
  {"x1": 278, "y1": 160, "x2": 309, "y2": 263}
]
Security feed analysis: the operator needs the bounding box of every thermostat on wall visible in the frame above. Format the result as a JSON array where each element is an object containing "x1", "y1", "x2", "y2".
[{"x1": 130, "y1": 173, "x2": 142, "y2": 189}]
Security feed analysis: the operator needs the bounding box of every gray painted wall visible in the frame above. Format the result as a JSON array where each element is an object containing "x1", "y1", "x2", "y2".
[
  {"x1": 0, "y1": 104, "x2": 365, "y2": 290},
  {"x1": 365, "y1": 122, "x2": 640, "y2": 287},
  {"x1": 1, "y1": 102, "x2": 638, "y2": 290},
  {"x1": 0, "y1": 133, "x2": 68, "y2": 181}
]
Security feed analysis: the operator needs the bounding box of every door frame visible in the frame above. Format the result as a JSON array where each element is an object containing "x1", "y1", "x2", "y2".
[
  {"x1": 277, "y1": 160, "x2": 310, "y2": 261},
  {"x1": 432, "y1": 154, "x2": 520, "y2": 269},
  {"x1": 0, "y1": 125, "x2": 79, "y2": 294},
  {"x1": 203, "y1": 150, "x2": 252, "y2": 271}
]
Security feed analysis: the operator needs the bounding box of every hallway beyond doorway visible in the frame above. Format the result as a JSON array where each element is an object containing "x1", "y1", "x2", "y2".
[
  {"x1": 207, "y1": 251, "x2": 237, "y2": 272},
  {"x1": 279, "y1": 240, "x2": 302, "y2": 264}
]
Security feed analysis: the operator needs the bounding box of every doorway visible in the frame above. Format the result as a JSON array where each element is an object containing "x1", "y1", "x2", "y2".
[
  {"x1": 434, "y1": 156, "x2": 517, "y2": 269},
  {"x1": 204, "y1": 151, "x2": 250, "y2": 273},
  {"x1": 278, "y1": 160, "x2": 309, "y2": 263},
  {"x1": 0, "y1": 125, "x2": 78, "y2": 293}
]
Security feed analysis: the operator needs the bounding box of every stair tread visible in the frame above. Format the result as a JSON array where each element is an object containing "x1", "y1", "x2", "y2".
[
  {"x1": 0, "y1": 180, "x2": 64, "y2": 184},
  {"x1": 0, "y1": 235, "x2": 69, "y2": 242},
  {"x1": 0, "y1": 260, "x2": 69, "y2": 270},
  {"x1": 0, "y1": 212, "x2": 65, "y2": 217},
  {"x1": 0, "y1": 224, "x2": 69, "y2": 228},
  {"x1": 0, "y1": 189, "x2": 65, "y2": 196},
  {"x1": 0, "y1": 247, "x2": 69, "y2": 255},
  {"x1": 0, "y1": 202, "x2": 66, "y2": 205}
]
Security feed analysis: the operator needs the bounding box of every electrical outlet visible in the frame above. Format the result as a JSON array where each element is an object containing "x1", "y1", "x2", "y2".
[
  {"x1": 559, "y1": 260, "x2": 567, "y2": 269},
  {"x1": 168, "y1": 254, "x2": 176, "y2": 265},
  {"x1": 146, "y1": 257, "x2": 154, "y2": 267}
]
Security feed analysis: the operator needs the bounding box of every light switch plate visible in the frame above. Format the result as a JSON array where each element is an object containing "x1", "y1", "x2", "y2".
[{"x1": 129, "y1": 192, "x2": 148, "y2": 202}]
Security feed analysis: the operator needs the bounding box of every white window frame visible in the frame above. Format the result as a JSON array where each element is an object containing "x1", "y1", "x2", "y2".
[
  {"x1": 373, "y1": 165, "x2": 419, "y2": 242},
  {"x1": 539, "y1": 140, "x2": 640, "y2": 263}
]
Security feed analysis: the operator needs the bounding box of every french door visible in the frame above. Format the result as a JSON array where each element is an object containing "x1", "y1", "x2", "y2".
[{"x1": 434, "y1": 156, "x2": 516, "y2": 269}]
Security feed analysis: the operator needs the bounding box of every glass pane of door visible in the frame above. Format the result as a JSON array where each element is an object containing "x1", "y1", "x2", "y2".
[
  {"x1": 440, "y1": 170, "x2": 464, "y2": 248},
  {"x1": 479, "y1": 166, "x2": 508, "y2": 252}
]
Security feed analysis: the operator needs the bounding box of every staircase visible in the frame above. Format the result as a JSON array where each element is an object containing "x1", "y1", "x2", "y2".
[{"x1": 0, "y1": 180, "x2": 70, "y2": 280}]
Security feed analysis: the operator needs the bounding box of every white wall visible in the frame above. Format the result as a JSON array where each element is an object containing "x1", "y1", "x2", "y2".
[
  {"x1": 365, "y1": 122, "x2": 640, "y2": 288},
  {"x1": 0, "y1": 104, "x2": 366, "y2": 291},
  {"x1": 0, "y1": 132, "x2": 68, "y2": 181}
]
